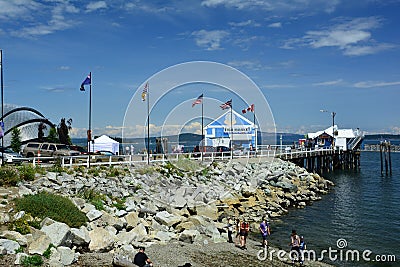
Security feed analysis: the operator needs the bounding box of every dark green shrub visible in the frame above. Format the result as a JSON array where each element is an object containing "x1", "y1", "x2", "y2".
[
  {"x1": 14, "y1": 192, "x2": 87, "y2": 228},
  {"x1": 21, "y1": 255, "x2": 43, "y2": 266},
  {"x1": 0, "y1": 166, "x2": 21, "y2": 186},
  {"x1": 18, "y1": 165, "x2": 36, "y2": 181},
  {"x1": 43, "y1": 244, "x2": 55, "y2": 259}
]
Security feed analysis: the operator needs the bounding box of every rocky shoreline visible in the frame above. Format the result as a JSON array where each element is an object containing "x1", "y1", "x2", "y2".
[{"x1": 0, "y1": 158, "x2": 334, "y2": 266}]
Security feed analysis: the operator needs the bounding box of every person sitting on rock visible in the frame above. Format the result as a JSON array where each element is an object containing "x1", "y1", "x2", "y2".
[{"x1": 134, "y1": 247, "x2": 153, "y2": 267}]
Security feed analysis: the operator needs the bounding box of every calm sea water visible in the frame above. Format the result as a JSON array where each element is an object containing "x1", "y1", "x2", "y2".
[{"x1": 265, "y1": 152, "x2": 400, "y2": 267}]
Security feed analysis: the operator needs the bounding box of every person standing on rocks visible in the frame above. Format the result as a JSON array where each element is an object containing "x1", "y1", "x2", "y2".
[
  {"x1": 289, "y1": 229, "x2": 301, "y2": 265},
  {"x1": 134, "y1": 247, "x2": 153, "y2": 267},
  {"x1": 235, "y1": 218, "x2": 241, "y2": 246},
  {"x1": 226, "y1": 217, "x2": 234, "y2": 243},
  {"x1": 259, "y1": 217, "x2": 270, "y2": 247},
  {"x1": 239, "y1": 218, "x2": 250, "y2": 249}
]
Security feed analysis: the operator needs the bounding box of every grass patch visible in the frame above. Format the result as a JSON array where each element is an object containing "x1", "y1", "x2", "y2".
[
  {"x1": 43, "y1": 244, "x2": 55, "y2": 259},
  {"x1": 14, "y1": 192, "x2": 87, "y2": 228},
  {"x1": 78, "y1": 188, "x2": 106, "y2": 211},
  {"x1": 21, "y1": 255, "x2": 43, "y2": 267}
]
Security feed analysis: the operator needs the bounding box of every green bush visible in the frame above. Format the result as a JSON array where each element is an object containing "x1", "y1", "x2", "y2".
[
  {"x1": 14, "y1": 192, "x2": 87, "y2": 228},
  {"x1": 8, "y1": 215, "x2": 31, "y2": 234},
  {"x1": 21, "y1": 255, "x2": 43, "y2": 267},
  {"x1": 43, "y1": 244, "x2": 55, "y2": 259},
  {"x1": 18, "y1": 165, "x2": 36, "y2": 181},
  {"x1": 0, "y1": 166, "x2": 21, "y2": 186}
]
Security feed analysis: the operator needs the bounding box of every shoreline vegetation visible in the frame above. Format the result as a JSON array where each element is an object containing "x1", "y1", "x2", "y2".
[{"x1": 0, "y1": 158, "x2": 334, "y2": 266}]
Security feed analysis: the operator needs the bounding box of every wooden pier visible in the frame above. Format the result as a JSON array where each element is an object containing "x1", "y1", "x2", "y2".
[{"x1": 277, "y1": 148, "x2": 361, "y2": 174}]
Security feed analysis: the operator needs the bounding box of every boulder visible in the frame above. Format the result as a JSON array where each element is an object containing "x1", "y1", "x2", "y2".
[
  {"x1": 0, "y1": 239, "x2": 20, "y2": 254},
  {"x1": 131, "y1": 223, "x2": 148, "y2": 242},
  {"x1": 86, "y1": 209, "x2": 103, "y2": 222},
  {"x1": 154, "y1": 211, "x2": 182, "y2": 227},
  {"x1": 58, "y1": 246, "x2": 75, "y2": 266},
  {"x1": 28, "y1": 230, "x2": 52, "y2": 255},
  {"x1": 195, "y1": 204, "x2": 218, "y2": 220},
  {"x1": 70, "y1": 227, "x2": 91, "y2": 246},
  {"x1": 41, "y1": 221, "x2": 71, "y2": 247},
  {"x1": 125, "y1": 212, "x2": 139, "y2": 229},
  {"x1": 88, "y1": 227, "x2": 115, "y2": 252},
  {"x1": 0, "y1": 230, "x2": 28, "y2": 246},
  {"x1": 179, "y1": 229, "x2": 200, "y2": 243}
]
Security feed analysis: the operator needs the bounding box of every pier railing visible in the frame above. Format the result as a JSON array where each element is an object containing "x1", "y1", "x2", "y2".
[{"x1": 25, "y1": 146, "x2": 340, "y2": 168}]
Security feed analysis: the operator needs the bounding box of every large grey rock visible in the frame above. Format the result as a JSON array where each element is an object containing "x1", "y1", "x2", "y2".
[
  {"x1": 195, "y1": 204, "x2": 218, "y2": 220},
  {"x1": 18, "y1": 185, "x2": 33, "y2": 196},
  {"x1": 88, "y1": 227, "x2": 115, "y2": 252},
  {"x1": 0, "y1": 230, "x2": 28, "y2": 246},
  {"x1": 155, "y1": 231, "x2": 176, "y2": 242},
  {"x1": 87, "y1": 209, "x2": 103, "y2": 221},
  {"x1": 154, "y1": 211, "x2": 182, "y2": 227},
  {"x1": 48, "y1": 247, "x2": 62, "y2": 267},
  {"x1": 100, "y1": 211, "x2": 125, "y2": 230},
  {"x1": 0, "y1": 239, "x2": 20, "y2": 254},
  {"x1": 28, "y1": 229, "x2": 52, "y2": 255},
  {"x1": 131, "y1": 223, "x2": 148, "y2": 242},
  {"x1": 58, "y1": 246, "x2": 75, "y2": 265},
  {"x1": 115, "y1": 230, "x2": 135, "y2": 245},
  {"x1": 41, "y1": 221, "x2": 71, "y2": 247},
  {"x1": 179, "y1": 229, "x2": 200, "y2": 243},
  {"x1": 125, "y1": 212, "x2": 139, "y2": 229},
  {"x1": 70, "y1": 227, "x2": 91, "y2": 246}
]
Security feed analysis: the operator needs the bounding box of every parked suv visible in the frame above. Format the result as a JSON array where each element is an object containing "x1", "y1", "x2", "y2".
[{"x1": 23, "y1": 142, "x2": 80, "y2": 157}]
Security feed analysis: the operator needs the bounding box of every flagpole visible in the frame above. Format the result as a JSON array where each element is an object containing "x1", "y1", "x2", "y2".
[
  {"x1": 201, "y1": 94, "x2": 204, "y2": 161},
  {"x1": 230, "y1": 101, "x2": 233, "y2": 159},
  {"x1": 147, "y1": 84, "x2": 150, "y2": 164},
  {"x1": 254, "y1": 104, "x2": 257, "y2": 157},
  {"x1": 0, "y1": 50, "x2": 4, "y2": 166},
  {"x1": 88, "y1": 72, "x2": 92, "y2": 168}
]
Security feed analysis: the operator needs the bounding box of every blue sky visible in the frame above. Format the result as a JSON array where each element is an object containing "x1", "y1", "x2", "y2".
[{"x1": 0, "y1": 0, "x2": 399, "y2": 138}]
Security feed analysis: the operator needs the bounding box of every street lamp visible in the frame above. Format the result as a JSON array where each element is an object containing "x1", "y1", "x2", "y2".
[{"x1": 320, "y1": 110, "x2": 336, "y2": 149}]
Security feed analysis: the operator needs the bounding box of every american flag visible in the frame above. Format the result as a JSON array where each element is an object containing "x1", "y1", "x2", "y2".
[
  {"x1": 142, "y1": 82, "x2": 148, "y2": 101},
  {"x1": 192, "y1": 94, "x2": 203, "y2": 107},
  {"x1": 242, "y1": 104, "x2": 254, "y2": 114},
  {"x1": 220, "y1": 99, "x2": 232, "y2": 110}
]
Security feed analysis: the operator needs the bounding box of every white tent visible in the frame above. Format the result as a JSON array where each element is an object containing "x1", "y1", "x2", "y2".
[{"x1": 90, "y1": 135, "x2": 120, "y2": 155}]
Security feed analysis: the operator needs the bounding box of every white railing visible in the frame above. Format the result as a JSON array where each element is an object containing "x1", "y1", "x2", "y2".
[{"x1": 24, "y1": 147, "x2": 337, "y2": 168}]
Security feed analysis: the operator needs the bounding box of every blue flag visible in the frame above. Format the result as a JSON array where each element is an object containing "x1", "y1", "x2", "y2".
[{"x1": 80, "y1": 73, "x2": 91, "y2": 91}]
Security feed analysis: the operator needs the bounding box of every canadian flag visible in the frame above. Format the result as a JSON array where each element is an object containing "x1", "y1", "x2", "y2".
[{"x1": 242, "y1": 104, "x2": 254, "y2": 114}]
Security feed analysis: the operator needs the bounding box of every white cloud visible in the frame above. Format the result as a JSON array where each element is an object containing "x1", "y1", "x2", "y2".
[
  {"x1": 191, "y1": 30, "x2": 229, "y2": 50},
  {"x1": 0, "y1": 0, "x2": 41, "y2": 20},
  {"x1": 268, "y1": 22, "x2": 282, "y2": 28},
  {"x1": 59, "y1": 66, "x2": 70, "y2": 71},
  {"x1": 86, "y1": 1, "x2": 107, "y2": 13},
  {"x1": 263, "y1": 84, "x2": 296, "y2": 89},
  {"x1": 229, "y1": 20, "x2": 260, "y2": 27},
  {"x1": 313, "y1": 79, "x2": 343, "y2": 86},
  {"x1": 201, "y1": 0, "x2": 341, "y2": 13},
  {"x1": 353, "y1": 81, "x2": 400, "y2": 88},
  {"x1": 227, "y1": 60, "x2": 263, "y2": 70},
  {"x1": 283, "y1": 16, "x2": 395, "y2": 56},
  {"x1": 9, "y1": 1, "x2": 79, "y2": 38}
]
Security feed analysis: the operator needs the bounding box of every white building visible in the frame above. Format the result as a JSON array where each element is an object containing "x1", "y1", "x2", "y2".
[{"x1": 204, "y1": 109, "x2": 257, "y2": 148}]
